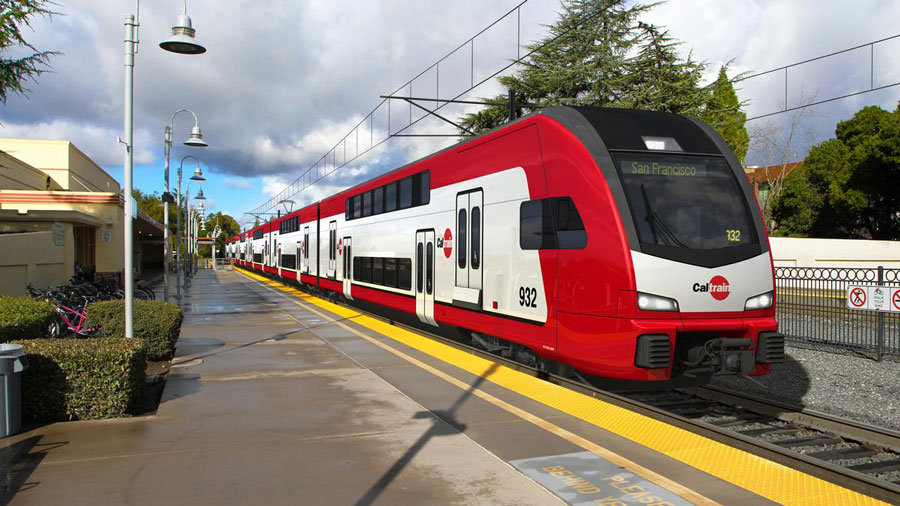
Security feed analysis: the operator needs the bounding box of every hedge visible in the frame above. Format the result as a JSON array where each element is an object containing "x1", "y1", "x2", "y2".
[
  {"x1": 17, "y1": 338, "x2": 147, "y2": 422},
  {"x1": 87, "y1": 300, "x2": 183, "y2": 360},
  {"x1": 0, "y1": 296, "x2": 55, "y2": 342}
]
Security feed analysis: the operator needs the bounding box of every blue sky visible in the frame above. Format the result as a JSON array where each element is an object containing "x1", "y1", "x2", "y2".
[{"x1": 4, "y1": 1, "x2": 900, "y2": 228}]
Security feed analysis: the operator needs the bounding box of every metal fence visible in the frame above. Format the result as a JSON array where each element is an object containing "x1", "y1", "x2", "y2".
[{"x1": 775, "y1": 266, "x2": 900, "y2": 360}]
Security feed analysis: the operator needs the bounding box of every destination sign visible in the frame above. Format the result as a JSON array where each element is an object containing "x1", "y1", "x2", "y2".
[{"x1": 620, "y1": 158, "x2": 707, "y2": 178}]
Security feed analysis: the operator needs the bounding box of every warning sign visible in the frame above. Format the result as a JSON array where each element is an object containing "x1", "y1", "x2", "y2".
[
  {"x1": 848, "y1": 287, "x2": 867, "y2": 309},
  {"x1": 847, "y1": 285, "x2": 900, "y2": 313},
  {"x1": 871, "y1": 287, "x2": 890, "y2": 312}
]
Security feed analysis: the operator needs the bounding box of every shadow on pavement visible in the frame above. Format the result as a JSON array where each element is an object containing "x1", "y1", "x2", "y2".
[
  {"x1": 0, "y1": 436, "x2": 66, "y2": 505},
  {"x1": 352, "y1": 363, "x2": 498, "y2": 506}
]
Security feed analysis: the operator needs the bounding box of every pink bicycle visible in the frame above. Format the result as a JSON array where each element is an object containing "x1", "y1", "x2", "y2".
[{"x1": 50, "y1": 298, "x2": 102, "y2": 337}]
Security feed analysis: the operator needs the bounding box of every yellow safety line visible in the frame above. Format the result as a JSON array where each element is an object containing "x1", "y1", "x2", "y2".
[
  {"x1": 236, "y1": 268, "x2": 891, "y2": 506},
  {"x1": 778, "y1": 290, "x2": 845, "y2": 300}
]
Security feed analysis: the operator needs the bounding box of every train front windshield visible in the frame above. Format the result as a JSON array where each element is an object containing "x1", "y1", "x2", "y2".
[{"x1": 614, "y1": 153, "x2": 760, "y2": 266}]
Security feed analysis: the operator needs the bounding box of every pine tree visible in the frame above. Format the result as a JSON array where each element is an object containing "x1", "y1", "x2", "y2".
[
  {"x1": 1, "y1": 1, "x2": 58, "y2": 105},
  {"x1": 700, "y1": 66, "x2": 749, "y2": 163},
  {"x1": 457, "y1": 0, "x2": 709, "y2": 134}
]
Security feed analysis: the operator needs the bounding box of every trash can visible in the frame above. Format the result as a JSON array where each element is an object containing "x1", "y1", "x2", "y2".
[{"x1": 0, "y1": 344, "x2": 29, "y2": 437}]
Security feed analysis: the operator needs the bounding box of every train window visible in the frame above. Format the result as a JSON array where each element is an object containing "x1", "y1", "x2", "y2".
[
  {"x1": 373, "y1": 258, "x2": 384, "y2": 285},
  {"x1": 385, "y1": 182, "x2": 397, "y2": 212},
  {"x1": 458, "y1": 208, "x2": 467, "y2": 269},
  {"x1": 426, "y1": 242, "x2": 433, "y2": 295},
  {"x1": 374, "y1": 186, "x2": 384, "y2": 215},
  {"x1": 328, "y1": 222, "x2": 335, "y2": 260},
  {"x1": 421, "y1": 171, "x2": 430, "y2": 205},
  {"x1": 416, "y1": 243, "x2": 423, "y2": 293},
  {"x1": 346, "y1": 199, "x2": 351, "y2": 220},
  {"x1": 412, "y1": 173, "x2": 423, "y2": 206},
  {"x1": 363, "y1": 191, "x2": 373, "y2": 217},
  {"x1": 281, "y1": 254, "x2": 296, "y2": 269},
  {"x1": 519, "y1": 200, "x2": 557, "y2": 250},
  {"x1": 399, "y1": 177, "x2": 412, "y2": 209},
  {"x1": 384, "y1": 258, "x2": 397, "y2": 287},
  {"x1": 471, "y1": 206, "x2": 480, "y2": 269},
  {"x1": 353, "y1": 257, "x2": 361, "y2": 281},
  {"x1": 361, "y1": 257, "x2": 372, "y2": 282},
  {"x1": 353, "y1": 195, "x2": 362, "y2": 219},
  {"x1": 554, "y1": 197, "x2": 587, "y2": 249},
  {"x1": 398, "y1": 258, "x2": 412, "y2": 290}
]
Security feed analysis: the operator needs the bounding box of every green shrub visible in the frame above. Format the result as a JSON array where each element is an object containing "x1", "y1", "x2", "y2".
[
  {"x1": 0, "y1": 296, "x2": 55, "y2": 342},
  {"x1": 87, "y1": 300, "x2": 183, "y2": 360},
  {"x1": 17, "y1": 338, "x2": 147, "y2": 422}
]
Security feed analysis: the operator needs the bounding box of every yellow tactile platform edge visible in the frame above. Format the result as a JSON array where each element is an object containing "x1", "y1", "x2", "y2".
[{"x1": 238, "y1": 268, "x2": 890, "y2": 506}]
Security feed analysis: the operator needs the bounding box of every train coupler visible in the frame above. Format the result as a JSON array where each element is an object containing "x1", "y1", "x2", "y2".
[{"x1": 705, "y1": 338, "x2": 755, "y2": 374}]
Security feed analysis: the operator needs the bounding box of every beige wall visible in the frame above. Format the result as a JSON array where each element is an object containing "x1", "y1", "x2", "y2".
[
  {"x1": 0, "y1": 151, "x2": 61, "y2": 191},
  {"x1": 0, "y1": 229, "x2": 74, "y2": 296},
  {"x1": 0, "y1": 139, "x2": 119, "y2": 193},
  {"x1": 771, "y1": 237, "x2": 900, "y2": 269}
]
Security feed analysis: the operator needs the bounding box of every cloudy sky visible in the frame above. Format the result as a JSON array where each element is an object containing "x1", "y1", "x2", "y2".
[{"x1": 3, "y1": 0, "x2": 900, "y2": 227}]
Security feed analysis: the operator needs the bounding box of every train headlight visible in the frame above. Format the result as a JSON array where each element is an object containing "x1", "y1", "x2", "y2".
[
  {"x1": 744, "y1": 291, "x2": 774, "y2": 310},
  {"x1": 637, "y1": 292, "x2": 679, "y2": 312}
]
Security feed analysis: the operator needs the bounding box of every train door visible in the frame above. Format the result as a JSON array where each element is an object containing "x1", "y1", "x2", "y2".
[
  {"x1": 454, "y1": 190, "x2": 483, "y2": 308},
  {"x1": 328, "y1": 221, "x2": 337, "y2": 277},
  {"x1": 416, "y1": 230, "x2": 437, "y2": 326},
  {"x1": 302, "y1": 226, "x2": 310, "y2": 273},
  {"x1": 271, "y1": 233, "x2": 277, "y2": 268},
  {"x1": 342, "y1": 236, "x2": 353, "y2": 300}
]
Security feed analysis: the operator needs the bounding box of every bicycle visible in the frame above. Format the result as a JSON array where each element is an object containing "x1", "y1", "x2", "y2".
[{"x1": 50, "y1": 297, "x2": 101, "y2": 337}]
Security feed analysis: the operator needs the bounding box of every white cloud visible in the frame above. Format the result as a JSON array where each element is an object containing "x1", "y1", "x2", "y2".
[
  {"x1": 0, "y1": 119, "x2": 154, "y2": 166},
  {"x1": 223, "y1": 177, "x2": 252, "y2": 189}
]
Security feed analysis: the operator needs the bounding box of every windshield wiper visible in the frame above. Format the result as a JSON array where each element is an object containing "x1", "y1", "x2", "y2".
[{"x1": 640, "y1": 184, "x2": 689, "y2": 248}]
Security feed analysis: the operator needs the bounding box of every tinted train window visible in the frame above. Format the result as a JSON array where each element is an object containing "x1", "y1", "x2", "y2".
[
  {"x1": 399, "y1": 177, "x2": 412, "y2": 209},
  {"x1": 385, "y1": 183, "x2": 397, "y2": 212},
  {"x1": 471, "y1": 206, "x2": 481, "y2": 269},
  {"x1": 416, "y1": 243, "x2": 423, "y2": 293},
  {"x1": 398, "y1": 258, "x2": 412, "y2": 290},
  {"x1": 374, "y1": 187, "x2": 384, "y2": 214},
  {"x1": 373, "y1": 257, "x2": 384, "y2": 285},
  {"x1": 519, "y1": 198, "x2": 586, "y2": 250},
  {"x1": 353, "y1": 195, "x2": 362, "y2": 219},
  {"x1": 426, "y1": 243, "x2": 433, "y2": 295},
  {"x1": 363, "y1": 191, "x2": 373, "y2": 217},
  {"x1": 519, "y1": 200, "x2": 556, "y2": 249},
  {"x1": 384, "y1": 258, "x2": 397, "y2": 287},
  {"x1": 457, "y1": 209, "x2": 467, "y2": 269},
  {"x1": 614, "y1": 154, "x2": 757, "y2": 251},
  {"x1": 555, "y1": 198, "x2": 587, "y2": 249}
]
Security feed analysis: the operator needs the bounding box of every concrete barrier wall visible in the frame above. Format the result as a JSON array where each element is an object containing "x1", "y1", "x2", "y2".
[
  {"x1": 0, "y1": 230, "x2": 73, "y2": 296},
  {"x1": 770, "y1": 237, "x2": 900, "y2": 269}
]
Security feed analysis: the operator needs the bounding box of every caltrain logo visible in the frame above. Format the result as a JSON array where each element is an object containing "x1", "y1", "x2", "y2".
[
  {"x1": 436, "y1": 228, "x2": 453, "y2": 258},
  {"x1": 693, "y1": 275, "x2": 731, "y2": 301}
]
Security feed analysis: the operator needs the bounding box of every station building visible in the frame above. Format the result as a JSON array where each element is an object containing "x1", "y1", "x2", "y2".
[{"x1": 0, "y1": 139, "x2": 165, "y2": 296}]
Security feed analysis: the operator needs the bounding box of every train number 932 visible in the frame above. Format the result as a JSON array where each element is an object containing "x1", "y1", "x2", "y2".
[{"x1": 519, "y1": 286, "x2": 538, "y2": 308}]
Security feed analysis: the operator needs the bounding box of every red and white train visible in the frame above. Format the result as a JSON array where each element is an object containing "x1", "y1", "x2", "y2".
[{"x1": 227, "y1": 106, "x2": 784, "y2": 384}]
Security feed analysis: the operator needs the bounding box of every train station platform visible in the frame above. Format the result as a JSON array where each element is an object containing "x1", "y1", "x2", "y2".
[{"x1": 0, "y1": 269, "x2": 892, "y2": 505}]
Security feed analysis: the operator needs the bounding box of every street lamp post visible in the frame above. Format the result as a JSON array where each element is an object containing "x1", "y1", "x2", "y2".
[
  {"x1": 163, "y1": 109, "x2": 207, "y2": 303},
  {"x1": 122, "y1": 0, "x2": 205, "y2": 338},
  {"x1": 176, "y1": 157, "x2": 205, "y2": 299},
  {"x1": 184, "y1": 180, "x2": 205, "y2": 286}
]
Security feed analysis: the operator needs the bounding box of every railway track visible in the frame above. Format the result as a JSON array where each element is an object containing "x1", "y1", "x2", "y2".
[{"x1": 247, "y1": 268, "x2": 900, "y2": 504}]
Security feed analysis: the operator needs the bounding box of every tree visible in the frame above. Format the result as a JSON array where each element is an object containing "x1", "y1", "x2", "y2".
[
  {"x1": 133, "y1": 188, "x2": 177, "y2": 236},
  {"x1": 700, "y1": 66, "x2": 749, "y2": 163},
  {"x1": 457, "y1": 0, "x2": 713, "y2": 134},
  {"x1": 196, "y1": 212, "x2": 240, "y2": 258},
  {"x1": 771, "y1": 102, "x2": 900, "y2": 240},
  {"x1": 747, "y1": 91, "x2": 818, "y2": 228},
  {"x1": 1, "y1": 1, "x2": 58, "y2": 105}
]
